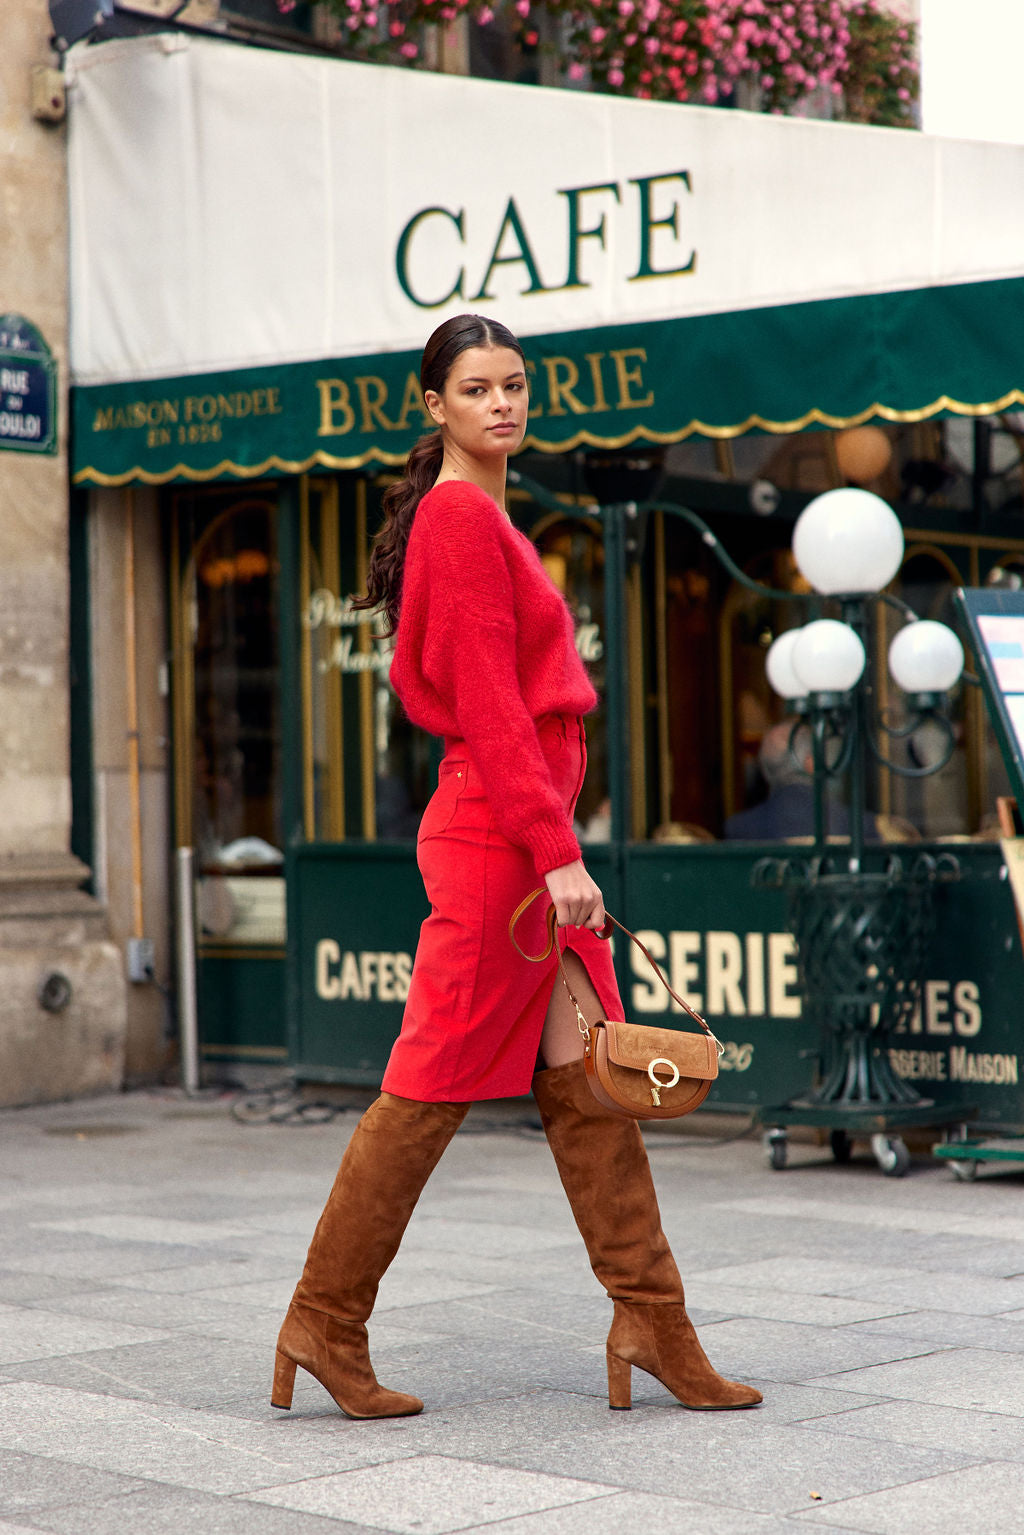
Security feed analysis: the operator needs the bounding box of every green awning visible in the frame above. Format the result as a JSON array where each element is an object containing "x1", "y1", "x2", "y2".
[{"x1": 72, "y1": 277, "x2": 1024, "y2": 487}]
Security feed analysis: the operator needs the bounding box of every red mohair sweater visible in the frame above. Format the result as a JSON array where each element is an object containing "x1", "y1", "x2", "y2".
[{"x1": 390, "y1": 480, "x2": 597, "y2": 874}]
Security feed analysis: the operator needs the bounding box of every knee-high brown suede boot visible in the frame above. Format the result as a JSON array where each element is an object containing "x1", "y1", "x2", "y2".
[
  {"x1": 272, "y1": 1092, "x2": 469, "y2": 1419},
  {"x1": 533, "y1": 1060, "x2": 761, "y2": 1412}
]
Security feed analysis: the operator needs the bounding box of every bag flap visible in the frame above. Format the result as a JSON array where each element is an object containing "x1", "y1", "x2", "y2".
[{"x1": 601, "y1": 1020, "x2": 719, "y2": 1079}]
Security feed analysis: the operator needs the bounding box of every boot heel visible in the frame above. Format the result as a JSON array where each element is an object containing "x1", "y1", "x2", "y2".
[
  {"x1": 271, "y1": 1349, "x2": 297, "y2": 1410},
  {"x1": 607, "y1": 1352, "x2": 632, "y2": 1410}
]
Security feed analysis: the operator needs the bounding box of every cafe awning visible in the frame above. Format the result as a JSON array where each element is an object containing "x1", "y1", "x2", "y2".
[{"x1": 66, "y1": 34, "x2": 1024, "y2": 486}]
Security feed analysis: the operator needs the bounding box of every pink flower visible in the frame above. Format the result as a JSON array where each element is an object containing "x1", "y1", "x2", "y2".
[
  {"x1": 568, "y1": 60, "x2": 586, "y2": 79},
  {"x1": 608, "y1": 65, "x2": 625, "y2": 84},
  {"x1": 400, "y1": 39, "x2": 419, "y2": 55}
]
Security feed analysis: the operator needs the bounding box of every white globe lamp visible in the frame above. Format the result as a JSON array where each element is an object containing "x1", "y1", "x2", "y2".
[
  {"x1": 793, "y1": 488, "x2": 904, "y2": 596},
  {"x1": 792, "y1": 619, "x2": 866, "y2": 698},
  {"x1": 888, "y1": 621, "x2": 964, "y2": 702},
  {"x1": 766, "y1": 628, "x2": 807, "y2": 700}
]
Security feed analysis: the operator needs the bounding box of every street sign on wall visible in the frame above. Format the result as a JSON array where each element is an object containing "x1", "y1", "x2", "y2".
[{"x1": 0, "y1": 314, "x2": 57, "y2": 456}]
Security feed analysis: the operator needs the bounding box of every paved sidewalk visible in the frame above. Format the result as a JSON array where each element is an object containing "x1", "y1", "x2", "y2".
[{"x1": 2, "y1": 1086, "x2": 1024, "y2": 1534}]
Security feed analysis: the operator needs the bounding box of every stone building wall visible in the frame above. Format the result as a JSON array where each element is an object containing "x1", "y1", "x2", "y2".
[{"x1": 0, "y1": 0, "x2": 126, "y2": 1104}]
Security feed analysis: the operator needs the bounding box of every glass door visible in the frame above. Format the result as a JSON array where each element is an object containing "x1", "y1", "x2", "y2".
[{"x1": 171, "y1": 484, "x2": 288, "y2": 1061}]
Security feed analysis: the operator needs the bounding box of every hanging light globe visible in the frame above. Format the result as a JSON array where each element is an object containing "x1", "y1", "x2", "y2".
[
  {"x1": 888, "y1": 620, "x2": 964, "y2": 696},
  {"x1": 792, "y1": 619, "x2": 866, "y2": 695},
  {"x1": 765, "y1": 628, "x2": 807, "y2": 699},
  {"x1": 793, "y1": 487, "x2": 904, "y2": 595}
]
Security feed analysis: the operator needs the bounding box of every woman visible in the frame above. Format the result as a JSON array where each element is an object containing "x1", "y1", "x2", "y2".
[{"x1": 272, "y1": 314, "x2": 761, "y2": 1420}]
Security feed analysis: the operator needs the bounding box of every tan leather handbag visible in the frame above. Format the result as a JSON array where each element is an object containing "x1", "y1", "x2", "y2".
[{"x1": 509, "y1": 889, "x2": 723, "y2": 1121}]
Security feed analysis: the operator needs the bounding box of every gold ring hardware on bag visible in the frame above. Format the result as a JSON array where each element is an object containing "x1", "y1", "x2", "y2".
[
  {"x1": 508, "y1": 888, "x2": 723, "y2": 1122},
  {"x1": 647, "y1": 1057, "x2": 680, "y2": 1107}
]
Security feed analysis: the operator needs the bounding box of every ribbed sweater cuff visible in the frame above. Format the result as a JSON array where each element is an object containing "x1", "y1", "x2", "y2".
[{"x1": 523, "y1": 816, "x2": 582, "y2": 876}]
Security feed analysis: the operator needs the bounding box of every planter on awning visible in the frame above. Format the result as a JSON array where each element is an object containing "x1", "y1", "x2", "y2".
[{"x1": 66, "y1": 35, "x2": 1024, "y2": 487}]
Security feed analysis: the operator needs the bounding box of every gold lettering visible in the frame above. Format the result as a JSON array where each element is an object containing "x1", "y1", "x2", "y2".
[
  {"x1": 355, "y1": 375, "x2": 398, "y2": 434},
  {"x1": 93, "y1": 407, "x2": 114, "y2": 432},
  {"x1": 184, "y1": 394, "x2": 217, "y2": 423},
  {"x1": 584, "y1": 352, "x2": 610, "y2": 413},
  {"x1": 610, "y1": 348, "x2": 654, "y2": 410},
  {"x1": 542, "y1": 356, "x2": 588, "y2": 417},
  {"x1": 316, "y1": 378, "x2": 356, "y2": 437},
  {"x1": 393, "y1": 371, "x2": 433, "y2": 432}
]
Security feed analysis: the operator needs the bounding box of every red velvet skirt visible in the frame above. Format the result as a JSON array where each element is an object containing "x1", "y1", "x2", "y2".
[{"x1": 381, "y1": 714, "x2": 623, "y2": 1102}]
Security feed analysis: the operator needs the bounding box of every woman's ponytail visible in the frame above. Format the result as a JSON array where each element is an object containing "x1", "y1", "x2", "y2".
[{"x1": 352, "y1": 430, "x2": 443, "y2": 635}]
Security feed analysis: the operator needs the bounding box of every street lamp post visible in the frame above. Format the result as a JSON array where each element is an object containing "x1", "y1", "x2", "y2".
[{"x1": 756, "y1": 487, "x2": 976, "y2": 1175}]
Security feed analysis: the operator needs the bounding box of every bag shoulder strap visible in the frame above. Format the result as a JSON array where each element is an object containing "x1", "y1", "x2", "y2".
[{"x1": 508, "y1": 887, "x2": 721, "y2": 1050}]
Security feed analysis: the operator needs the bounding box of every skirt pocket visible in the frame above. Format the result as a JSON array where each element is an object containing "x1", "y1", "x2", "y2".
[{"x1": 417, "y1": 759, "x2": 468, "y2": 844}]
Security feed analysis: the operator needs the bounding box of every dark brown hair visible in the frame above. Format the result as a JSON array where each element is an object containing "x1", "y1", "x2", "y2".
[{"x1": 353, "y1": 313, "x2": 525, "y2": 634}]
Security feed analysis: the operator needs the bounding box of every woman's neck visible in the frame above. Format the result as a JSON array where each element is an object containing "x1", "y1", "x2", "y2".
[{"x1": 433, "y1": 447, "x2": 508, "y2": 512}]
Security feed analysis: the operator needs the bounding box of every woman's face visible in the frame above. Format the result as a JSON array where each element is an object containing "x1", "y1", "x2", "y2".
[{"x1": 425, "y1": 345, "x2": 528, "y2": 460}]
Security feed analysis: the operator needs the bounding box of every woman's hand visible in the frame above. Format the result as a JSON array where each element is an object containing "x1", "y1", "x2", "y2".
[{"x1": 544, "y1": 860, "x2": 605, "y2": 931}]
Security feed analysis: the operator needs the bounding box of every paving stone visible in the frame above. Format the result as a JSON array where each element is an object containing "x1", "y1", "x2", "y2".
[
  {"x1": 0, "y1": 1449, "x2": 145, "y2": 1513},
  {"x1": 3, "y1": 1336, "x2": 272, "y2": 1410},
  {"x1": 19, "y1": 1488, "x2": 374, "y2": 1535},
  {"x1": 807, "y1": 1347, "x2": 1024, "y2": 1417},
  {"x1": 492, "y1": 1414, "x2": 977, "y2": 1516},
  {"x1": 843, "y1": 1271, "x2": 1024, "y2": 1315},
  {"x1": 845, "y1": 1309, "x2": 1024, "y2": 1352},
  {"x1": 0, "y1": 1245, "x2": 216, "y2": 1283},
  {"x1": 791, "y1": 1460, "x2": 1024, "y2": 1534},
  {"x1": 0, "y1": 1272, "x2": 100, "y2": 1307},
  {"x1": 689, "y1": 1257, "x2": 923, "y2": 1297},
  {"x1": 683, "y1": 1282, "x2": 908, "y2": 1328},
  {"x1": 248, "y1": 1453, "x2": 620, "y2": 1533},
  {"x1": 476, "y1": 1492, "x2": 867, "y2": 1535},
  {"x1": 113, "y1": 1256, "x2": 299, "y2": 1295},
  {"x1": 0, "y1": 1383, "x2": 414, "y2": 1493},
  {"x1": 0, "y1": 1308, "x2": 169, "y2": 1366},
  {"x1": 810, "y1": 1398, "x2": 1024, "y2": 1462},
  {"x1": 724, "y1": 1193, "x2": 1024, "y2": 1246},
  {"x1": 660, "y1": 1317, "x2": 933, "y2": 1384},
  {"x1": 36, "y1": 1216, "x2": 256, "y2": 1247}
]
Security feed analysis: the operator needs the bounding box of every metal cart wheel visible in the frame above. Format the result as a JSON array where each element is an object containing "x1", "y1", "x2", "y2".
[
  {"x1": 829, "y1": 1129, "x2": 853, "y2": 1164},
  {"x1": 950, "y1": 1159, "x2": 979, "y2": 1182},
  {"x1": 764, "y1": 1129, "x2": 788, "y2": 1170},
  {"x1": 871, "y1": 1133, "x2": 911, "y2": 1177}
]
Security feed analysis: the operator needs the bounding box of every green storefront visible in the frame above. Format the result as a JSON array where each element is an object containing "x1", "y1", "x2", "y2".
[{"x1": 66, "y1": 35, "x2": 1024, "y2": 1126}]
